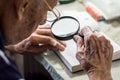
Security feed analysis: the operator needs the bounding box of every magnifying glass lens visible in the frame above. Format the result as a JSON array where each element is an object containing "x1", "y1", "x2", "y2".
[{"x1": 51, "y1": 16, "x2": 80, "y2": 40}]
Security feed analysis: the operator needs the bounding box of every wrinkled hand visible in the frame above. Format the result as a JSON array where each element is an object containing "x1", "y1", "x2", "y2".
[
  {"x1": 5, "y1": 24, "x2": 66, "y2": 54},
  {"x1": 73, "y1": 27, "x2": 113, "y2": 80}
]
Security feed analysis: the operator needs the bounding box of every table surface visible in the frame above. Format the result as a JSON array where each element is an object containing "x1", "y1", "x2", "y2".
[{"x1": 36, "y1": 1, "x2": 120, "y2": 80}]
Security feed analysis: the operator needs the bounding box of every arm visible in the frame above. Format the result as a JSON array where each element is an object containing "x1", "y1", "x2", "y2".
[{"x1": 73, "y1": 26, "x2": 113, "y2": 80}]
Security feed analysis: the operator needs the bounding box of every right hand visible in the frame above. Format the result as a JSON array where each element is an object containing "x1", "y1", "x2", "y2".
[
  {"x1": 73, "y1": 26, "x2": 113, "y2": 80},
  {"x1": 5, "y1": 24, "x2": 66, "y2": 54}
]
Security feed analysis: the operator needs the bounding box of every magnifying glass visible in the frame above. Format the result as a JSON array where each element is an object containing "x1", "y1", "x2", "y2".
[
  {"x1": 51, "y1": 16, "x2": 80, "y2": 40},
  {"x1": 43, "y1": 0, "x2": 80, "y2": 40}
]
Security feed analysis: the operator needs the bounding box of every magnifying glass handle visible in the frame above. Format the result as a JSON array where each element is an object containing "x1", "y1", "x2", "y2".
[
  {"x1": 78, "y1": 34, "x2": 84, "y2": 39},
  {"x1": 74, "y1": 34, "x2": 84, "y2": 39}
]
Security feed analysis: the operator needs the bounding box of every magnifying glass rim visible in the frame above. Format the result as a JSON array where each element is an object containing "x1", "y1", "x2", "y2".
[{"x1": 51, "y1": 16, "x2": 80, "y2": 40}]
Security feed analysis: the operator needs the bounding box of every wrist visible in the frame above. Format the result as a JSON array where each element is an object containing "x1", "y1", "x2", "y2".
[
  {"x1": 5, "y1": 39, "x2": 28, "y2": 54},
  {"x1": 88, "y1": 70, "x2": 112, "y2": 80}
]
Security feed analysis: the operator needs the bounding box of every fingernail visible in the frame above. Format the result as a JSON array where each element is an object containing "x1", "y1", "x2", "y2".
[
  {"x1": 61, "y1": 46, "x2": 66, "y2": 51},
  {"x1": 76, "y1": 55, "x2": 81, "y2": 60},
  {"x1": 61, "y1": 45, "x2": 66, "y2": 51},
  {"x1": 61, "y1": 41, "x2": 67, "y2": 47}
]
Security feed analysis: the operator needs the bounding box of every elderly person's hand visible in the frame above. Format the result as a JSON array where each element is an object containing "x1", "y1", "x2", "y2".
[
  {"x1": 5, "y1": 24, "x2": 66, "y2": 54},
  {"x1": 73, "y1": 27, "x2": 113, "y2": 80}
]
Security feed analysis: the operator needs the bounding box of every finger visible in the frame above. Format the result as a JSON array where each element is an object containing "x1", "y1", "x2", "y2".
[
  {"x1": 35, "y1": 28, "x2": 66, "y2": 47},
  {"x1": 39, "y1": 42, "x2": 66, "y2": 51},
  {"x1": 80, "y1": 27, "x2": 93, "y2": 55},
  {"x1": 35, "y1": 28, "x2": 53, "y2": 36},
  {"x1": 57, "y1": 41, "x2": 66, "y2": 47},
  {"x1": 30, "y1": 34, "x2": 66, "y2": 50},
  {"x1": 73, "y1": 35, "x2": 84, "y2": 55},
  {"x1": 91, "y1": 33, "x2": 102, "y2": 62},
  {"x1": 109, "y1": 43, "x2": 113, "y2": 61},
  {"x1": 36, "y1": 27, "x2": 67, "y2": 46},
  {"x1": 106, "y1": 40, "x2": 113, "y2": 61},
  {"x1": 29, "y1": 34, "x2": 56, "y2": 46},
  {"x1": 25, "y1": 44, "x2": 56, "y2": 54},
  {"x1": 73, "y1": 35, "x2": 84, "y2": 60},
  {"x1": 73, "y1": 35, "x2": 84, "y2": 47},
  {"x1": 84, "y1": 35, "x2": 90, "y2": 58},
  {"x1": 37, "y1": 24, "x2": 51, "y2": 29},
  {"x1": 98, "y1": 34, "x2": 108, "y2": 59},
  {"x1": 76, "y1": 50, "x2": 84, "y2": 62},
  {"x1": 87, "y1": 34, "x2": 99, "y2": 61},
  {"x1": 79, "y1": 26, "x2": 93, "y2": 37},
  {"x1": 54, "y1": 41, "x2": 66, "y2": 51}
]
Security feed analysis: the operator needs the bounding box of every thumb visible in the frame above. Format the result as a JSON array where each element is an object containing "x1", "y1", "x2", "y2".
[
  {"x1": 73, "y1": 35, "x2": 84, "y2": 48},
  {"x1": 73, "y1": 35, "x2": 84, "y2": 60}
]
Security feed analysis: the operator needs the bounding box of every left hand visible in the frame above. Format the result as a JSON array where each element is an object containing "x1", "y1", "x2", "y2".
[{"x1": 73, "y1": 26, "x2": 113, "y2": 80}]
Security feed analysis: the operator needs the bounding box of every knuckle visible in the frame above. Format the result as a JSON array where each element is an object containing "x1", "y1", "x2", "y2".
[
  {"x1": 29, "y1": 34, "x2": 36, "y2": 40},
  {"x1": 77, "y1": 50, "x2": 84, "y2": 55},
  {"x1": 36, "y1": 28, "x2": 41, "y2": 32},
  {"x1": 89, "y1": 34, "x2": 95, "y2": 38},
  {"x1": 28, "y1": 33, "x2": 38, "y2": 43},
  {"x1": 34, "y1": 29, "x2": 40, "y2": 33},
  {"x1": 87, "y1": 34, "x2": 95, "y2": 41},
  {"x1": 98, "y1": 34, "x2": 105, "y2": 40},
  {"x1": 78, "y1": 38, "x2": 83, "y2": 43},
  {"x1": 106, "y1": 39, "x2": 111, "y2": 44}
]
